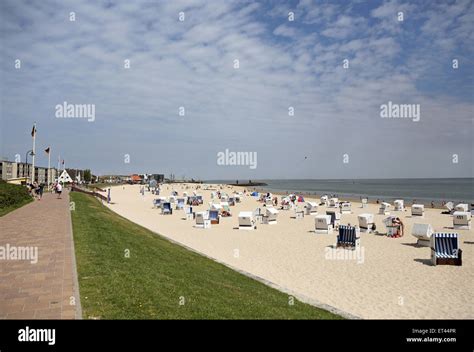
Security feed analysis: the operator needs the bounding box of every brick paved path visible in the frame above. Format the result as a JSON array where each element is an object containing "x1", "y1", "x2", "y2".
[{"x1": 0, "y1": 190, "x2": 82, "y2": 319}]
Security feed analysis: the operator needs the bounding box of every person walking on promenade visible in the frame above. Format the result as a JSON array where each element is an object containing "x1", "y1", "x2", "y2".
[
  {"x1": 38, "y1": 183, "x2": 44, "y2": 200},
  {"x1": 56, "y1": 182, "x2": 63, "y2": 199}
]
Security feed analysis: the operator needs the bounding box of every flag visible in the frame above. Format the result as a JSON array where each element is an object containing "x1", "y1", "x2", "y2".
[
  {"x1": 62, "y1": 160, "x2": 65, "y2": 165},
  {"x1": 45, "y1": 147, "x2": 50, "y2": 154},
  {"x1": 31, "y1": 124, "x2": 36, "y2": 137}
]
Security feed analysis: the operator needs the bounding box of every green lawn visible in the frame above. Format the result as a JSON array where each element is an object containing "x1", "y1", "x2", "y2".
[{"x1": 70, "y1": 192, "x2": 342, "y2": 319}]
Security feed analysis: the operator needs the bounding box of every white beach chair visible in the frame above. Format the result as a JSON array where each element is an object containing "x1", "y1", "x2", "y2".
[
  {"x1": 293, "y1": 206, "x2": 304, "y2": 219},
  {"x1": 340, "y1": 202, "x2": 351, "y2": 214},
  {"x1": 184, "y1": 206, "x2": 193, "y2": 220},
  {"x1": 315, "y1": 215, "x2": 332, "y2": 234},
  {"x1": 379, "y1": 202, "x2": 391, "y2": 215},
  {"x1": 326, "y1": 209, "x2": 341, "y2": 229},
  {"x1": 453, "y1": 211, "x2": 471, "y2": 230},
  {"x1": 411, "y1": 223, "x2": 433, "y2": 247},
  {"x1": 265, "y1": 207, "x2": 279, "y2": 224},
  {"x1": 455, "y1": 203, "x2": 468, "y2": 212},
  {"x1": 320, "y1": 195, "x2": 329, "y2": 206},
  {"x1": 329, "y1": 198, "x2": 339, "y2": 208},
  {"x1": 361, "y1": 198, "x2": 368, "y2": 208},
  {"x1": 305, "y1": 202, "x2": 318, "y2": 215},
  {"x1": 195, "y1": 211, "x2": 210, "y2": 228},
  {"x1": 411, "y1": 204, "x2": 424, "y2": 217},
  {"x1": 238, "y1": 211, "x2": 256, "y2": 230},
  {"x1": 253, "y1": 207, "x2": 264, "y2": 224},
  {"x1": 220, "y1": 202, "x2": 231, "y2": 217},
  {"x1": 444, "y1": 201, "x2": 454, "y2": 213},
  {"x1": 358, "y1": 213, "x2": 374, "y2": 232},
  {"x1": 431, "y1": 233, "x2": 462, "y2": 266},
  {"x1": 394, "y1": 200, "x2": 404, "y2": 211},
  {"x1": 383, "y1": 216, "x2": 398, "y2": 236},
  {"x1": 210, "y1": 203, "x2": 222, "y2": 211}
]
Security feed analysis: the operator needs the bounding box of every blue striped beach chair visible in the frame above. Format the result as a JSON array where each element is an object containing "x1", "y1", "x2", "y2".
[
  {"x1": 176, "y1": 198, "x2": 185, "y2": 210},
  {"x1": 209, "y1": 210, "x2": 220, "y2": 224},
  {"x1": 161, "y1": 202, "x2": 173, "y2": 215},
  {"x1": 337, "y1": 225, "x2": 360, "y2": 249},
  {"x1": 431, "y1": 233, "x2": 462, "y2": 266}
]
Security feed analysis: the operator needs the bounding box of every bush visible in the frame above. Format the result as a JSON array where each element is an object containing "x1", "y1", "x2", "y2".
[{"x1": 0, "y1": 180, "x2": 32, "y2": 209}]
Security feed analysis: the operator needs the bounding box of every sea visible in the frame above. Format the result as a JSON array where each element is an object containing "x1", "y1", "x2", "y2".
[{"x1": 204, "y1": 178, "x2": 474, "y2": 204}]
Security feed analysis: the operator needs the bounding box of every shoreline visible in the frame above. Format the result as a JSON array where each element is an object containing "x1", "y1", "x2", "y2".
[
  {"x1": 100, "y1": 182, "x2": 472, "y2": 210},
  {"x1": 201, "y1": 180, "x2": 473, "y2": 209}
]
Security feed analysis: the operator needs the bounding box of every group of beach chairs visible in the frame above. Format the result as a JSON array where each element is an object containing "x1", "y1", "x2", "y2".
[{"x1": 151, "y1": 189, "x2": 467, "y2": 266}]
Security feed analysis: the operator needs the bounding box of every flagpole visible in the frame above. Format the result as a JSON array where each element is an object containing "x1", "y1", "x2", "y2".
[
  {"x1": 31, "y1": 122, "x2": 36, "y2": 184},
  {"x1": 47, "y1": 150, "x2": 51, "y2": 190}
]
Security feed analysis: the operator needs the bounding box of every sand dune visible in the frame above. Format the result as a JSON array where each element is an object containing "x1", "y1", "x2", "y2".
[{"x1": 103, "y1": 184, "x2": 473, "y2": 319}]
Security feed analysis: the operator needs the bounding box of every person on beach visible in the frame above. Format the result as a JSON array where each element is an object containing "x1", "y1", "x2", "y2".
[
  {"x1": 56, "y1": 182, "x2": 62, "y2": 199},
  {"x1": 392, "y1": 217, "x2": 404, "y2": 238}
]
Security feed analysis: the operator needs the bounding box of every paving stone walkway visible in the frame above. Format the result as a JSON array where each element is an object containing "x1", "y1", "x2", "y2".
[{"x1": 0, "y1": 190, "x2": 81, "y2": 319}]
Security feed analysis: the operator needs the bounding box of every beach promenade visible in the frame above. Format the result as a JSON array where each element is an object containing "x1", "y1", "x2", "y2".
[
  {"x1": 0, "y1": 191, "x2": 81, "y2": 319},
  {"x1": 105, "y1": 184, "x2": 474, "y2": 319}
]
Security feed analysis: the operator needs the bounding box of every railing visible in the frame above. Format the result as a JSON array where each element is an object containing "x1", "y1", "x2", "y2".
[{"x1": 71, "y1": 185, "x2": 108, "y2": 202}]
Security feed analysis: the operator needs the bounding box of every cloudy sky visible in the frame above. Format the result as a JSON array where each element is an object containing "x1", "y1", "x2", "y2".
[{"x1": 0, "y1": 0, "x2": 472, "y2": 179}]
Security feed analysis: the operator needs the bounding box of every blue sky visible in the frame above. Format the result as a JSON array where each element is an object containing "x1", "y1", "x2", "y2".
[{"x1": 0, "y1": 0, "x2": 473, "y2": 179}]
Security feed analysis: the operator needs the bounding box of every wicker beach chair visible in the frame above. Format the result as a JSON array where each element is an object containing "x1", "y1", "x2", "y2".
[
  {"x1": 161, "y1": 202, "x2": 173, "y2": 215},
  {"x1": 337, "y1": 225, "x2": 360, "y2": 250},
  {"x1": 176, "y1": 198, "x2": 185, "y2": 210},
  {"x1": 431, "y1": 233, "x2": 462, "y2": 266},
  {"x1": 209, "y1": 210, "x2": 220, "y2": 224}
]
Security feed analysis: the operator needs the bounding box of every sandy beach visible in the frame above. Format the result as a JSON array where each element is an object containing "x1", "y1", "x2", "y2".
[{"x1": 103, "y1": 183, "x2": 473, "y2": 319}]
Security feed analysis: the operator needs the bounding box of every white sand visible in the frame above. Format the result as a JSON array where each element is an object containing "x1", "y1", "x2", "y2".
[{"x1": 103, "y1": 183, "x2": 473, "y2": 319}]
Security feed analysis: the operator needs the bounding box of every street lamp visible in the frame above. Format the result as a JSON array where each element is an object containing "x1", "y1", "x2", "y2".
[{"x1": 25, "y1": 150, "x2": 34, "y2": 180}]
